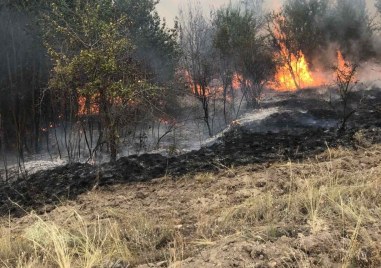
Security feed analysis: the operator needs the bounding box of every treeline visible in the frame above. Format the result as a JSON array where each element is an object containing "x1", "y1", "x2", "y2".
[
  {"x1": 0, "y1": 0, "x2": 380, "y2": 163},
  {"x1": 0, "y1": 0, "x2": 180, "y2": 163},
  {"x1": 180, "y1": 0, "x2": 379, "y2": 137}
]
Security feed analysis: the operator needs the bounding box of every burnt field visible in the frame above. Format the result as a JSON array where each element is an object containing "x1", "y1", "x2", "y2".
[
  {"x1": 1, "y1": 87, "x2": 380, "y2": 217},
  {"x1": 2, "y1": 0, "x2": 381, "y2": 267},
  {"x1": 0, "y1": 87, "x2": 381, "y2": 267}
]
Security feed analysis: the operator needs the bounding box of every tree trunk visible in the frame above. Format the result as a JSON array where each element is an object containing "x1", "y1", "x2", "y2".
[
  {"x1": 202, "y1": 96, "x2": 212, "y2": 137},
  {"x1": 99, "y1": 88, "x2": 117, "y2": 162}
]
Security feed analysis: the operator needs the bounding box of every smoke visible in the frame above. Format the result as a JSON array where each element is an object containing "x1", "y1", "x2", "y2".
[
  {"x1": 263, "y1": 0, "x2": 283, "y2": 11},
  {"x1": 0, "y1": 6, "x2": 49, "y2": 153}
]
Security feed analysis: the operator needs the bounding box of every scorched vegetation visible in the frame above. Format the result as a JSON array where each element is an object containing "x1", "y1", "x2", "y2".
[{"x1": 1, "y1": 0, "x2": 381, "y2": 267}]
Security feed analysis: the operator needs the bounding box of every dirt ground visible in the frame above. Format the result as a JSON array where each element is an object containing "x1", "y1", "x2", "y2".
[{"x1": 2, "y1": 138, "x2": 381, "y2": 267}]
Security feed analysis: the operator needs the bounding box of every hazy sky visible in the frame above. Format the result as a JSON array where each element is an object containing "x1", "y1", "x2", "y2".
[
  {"x1": 157, "y1": 0, "x2": 378, "y2": 27},
  {"x1": 156, "y1": 0, "x2": 282, "y2": 25}
]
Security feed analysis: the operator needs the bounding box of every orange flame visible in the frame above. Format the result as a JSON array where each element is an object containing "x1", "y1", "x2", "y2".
[
  {"x1": 270, "y1": 23, "x2": 326, "y2": 91},
  {"x1": 232, "y1": 73, "x2": 242, "y2": 90},
  {"x1": 336, "y1": 51, "x2": 354, "y2": 78},
  {"x1": 271, "y1": 43, "x2": 325, "y2": 91},
  {"x1": 232, "y1": 73, "x2": 254, "y2": 90},
  {"x1": 78, "y1": 95, "x2": 100, "y2": 116},
  {"x1": 337, "y1": 51, "x2": 346, "y2": 70},
  {"x1": 182, "y1": 70, "x2": 214, "y2": 97}
]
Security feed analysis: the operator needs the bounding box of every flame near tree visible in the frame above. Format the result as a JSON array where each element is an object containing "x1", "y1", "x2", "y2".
[
  {"x1": 335, "y1": 50, "x2": 358, "y2": 131},
  {"x1": 269, "y1": 14, "x2": 325, "y2": 91},
  {"x1": 336, "y1": 50, "x2": 357, "y2": 83},
  {"x1": 272, "y1": 45, "x2": 315, "y2": 91}
]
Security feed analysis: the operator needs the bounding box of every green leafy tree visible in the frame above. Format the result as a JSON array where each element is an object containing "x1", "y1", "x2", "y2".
[
  {"x1": 42, "y1": 0, "x2": 175, "y2": 161},
  {"x1": 214, "y1": 4, "x2": 275, "y2": 109},
  {"x1": 213, "y1": 5, "x2": 251, "y2": 119},
  {"x1": 282, "y1": 0, "x2": 328, "y2": 60},
  {"x1": 267, "y1": 0, "x2": 329, "y2": 90},
  {"x1": 116, "y1": 0, "x2": 179, "y2": 84}
]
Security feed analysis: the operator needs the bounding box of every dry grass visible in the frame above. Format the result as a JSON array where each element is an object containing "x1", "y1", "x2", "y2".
[
  {"x1": 1, "y1": 213, "x2": 131, "y2": 267},
  {"x1": 1, "y1": 142, "x2": 381, "y2": 267},
  {"x1": 0, "y1": 210, "x2": 179, "y2": 267},
  {"x1": 206, "y1": 145, "x2": 381, "y2": 266}
]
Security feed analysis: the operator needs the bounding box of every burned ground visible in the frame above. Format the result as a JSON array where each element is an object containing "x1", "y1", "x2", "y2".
[
  {"x1": 0, "y1": 88, "x2": 381, "y2": 267},
  {"x1": 2, "y1": 127, "x2": 381, "y2": 267},
  {"x1": 1, "y1": 88, "x2": 381, "y2": 217}
]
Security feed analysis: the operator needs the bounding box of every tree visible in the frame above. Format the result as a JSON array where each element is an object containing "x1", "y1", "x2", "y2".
[
  {"x1": 268, "y1": 12, "x2": 308, "y2": 90},
  {"x1": 118, "y1": 0, "x2": 179, "y2": 84},
  {"x1": 213, "y1": 5, "x2": 246, "y2": 122},
  {"x1": 238, "y1": 36, "x2": 275, "y2": 108},
  {"x1": 179, "y1": 1, "x2": 216, "y2": 137},
  {"x1": 42, "y1": 0, "x2": 177, "y2": 161},
  {"x1": 213, "y1": 3, "x2": 275, "y2": 112},
  {"x1": 0, "y1": 3, "x2": 49, "y2": 159},
  {"x1": 282, "y1": 0, "x2": 328, "y2": 61},
  {"x1": 267, "y1": 0, "x2": 331, "y2": 91}
]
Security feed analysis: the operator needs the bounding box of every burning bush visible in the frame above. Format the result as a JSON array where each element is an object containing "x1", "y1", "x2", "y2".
[{"x1": 335, "y1": 51, "x2": 359, "y2": 131}]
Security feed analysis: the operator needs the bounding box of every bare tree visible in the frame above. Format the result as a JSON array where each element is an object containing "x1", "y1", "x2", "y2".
[
  {"x1": 0, "y1": 6, "x2": 48, "y2": 162},
  {"x1": 335, "y1": 52, "x2": 359, "y2": 132},
  {"x1": 179, "y1": 1, "x2": 216, "y2": 137}
]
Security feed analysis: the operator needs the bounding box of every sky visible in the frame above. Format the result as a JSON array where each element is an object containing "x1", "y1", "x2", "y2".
[
  {"x1": 157, "y1": 0, "x2": 378, "y2": 27},
  {"x1": 156, "y1": 0, "x2": 282, "y2": 25}
]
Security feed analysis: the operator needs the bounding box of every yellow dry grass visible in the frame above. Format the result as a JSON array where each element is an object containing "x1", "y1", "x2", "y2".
[{"x1": 1, "y1": 142, "x2": 381, "y2": 267}]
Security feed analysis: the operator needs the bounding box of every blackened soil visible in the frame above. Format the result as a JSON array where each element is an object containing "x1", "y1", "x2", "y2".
[{"x1": 1, "y1": 90, "x2": 381, "y2": 217}]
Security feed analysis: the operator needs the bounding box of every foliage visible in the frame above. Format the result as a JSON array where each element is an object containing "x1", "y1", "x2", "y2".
[
  {"x1": 214, "y1": 5, "x2": 258, "y2": 62},
  {"x1": 282, "y1": 0, "x2": 329, "y2": 60},
  {"x1": 270, "y1": 0, "x2": 375, "y2": 66},
  {"x1": 116, "y1": 0, "x2": 180, "y2": 83},
  {"x1": 213, "y1": 3, "x2": 275, "y2": 108},
  {"x1": 42, "y1": 0, "x2": 178, "y2": 161},
  {"x1": 213, "y1": 5, "x2": 246, "y2": 120},
  {"x1": 268, "y1": 0, "x2": 330, "y2": 70}
]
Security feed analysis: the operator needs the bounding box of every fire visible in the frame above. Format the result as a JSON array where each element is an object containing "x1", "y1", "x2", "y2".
[
  {"x1": 232, "y1": 73, "x2": 242, "y2": 90},
  {"x1": 274, "y1": 49, "x2": 313, "y2": 91},
  {"x1": 78, "y1": 95, "x2": 100, "y2": 116},
  {"x1": 336, "y1": 50, "x2": 354, "y2": 80},
  {"x1": 337, "y1": 50, "x2": 346, "y2": 70},
  {"x1": 182, "y1": 70, "x2": 205, "y2": 96},
  {"x1": 271, "y1": 42, "x2": 325, "y2": 91},
  {"x1": 160, "y1": 117, "x2": 176, "y2": 126},
  {"x1": 269, "y1": 21, "x2": 326, "y2": 91},
  {"x1": 232, "y1": 73, "x2": 253, "y2": 90},
  {"x1": 182, "y1": 69, "x2": 216, "y2": 97}
]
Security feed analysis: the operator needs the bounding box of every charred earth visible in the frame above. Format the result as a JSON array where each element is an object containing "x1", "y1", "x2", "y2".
[{"x1": 1, "y1": 88, "x2": 381, "y2": 217}]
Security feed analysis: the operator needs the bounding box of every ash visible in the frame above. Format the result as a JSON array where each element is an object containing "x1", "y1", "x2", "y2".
[
  {"x1": 1, "y1": 155, "x2": 66, "y2": 182},
  {"x1": 2, "y1": 86, "x2": 381, "y2": 182}
]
